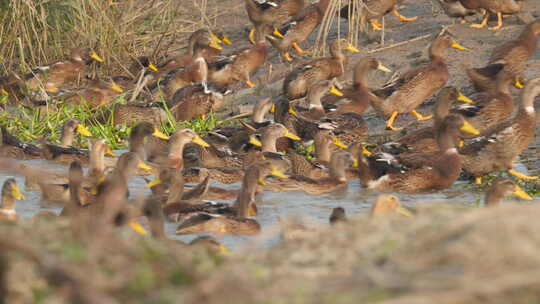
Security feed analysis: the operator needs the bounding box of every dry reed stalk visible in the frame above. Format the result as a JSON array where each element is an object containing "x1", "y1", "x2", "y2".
[{"x1": 0, "y1": 0, "x2": 233, "y2": 77}]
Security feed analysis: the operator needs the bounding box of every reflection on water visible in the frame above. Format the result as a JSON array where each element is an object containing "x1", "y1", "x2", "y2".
[{"x1": 3, "y1": 158, "x2": 536, "y2": 251}]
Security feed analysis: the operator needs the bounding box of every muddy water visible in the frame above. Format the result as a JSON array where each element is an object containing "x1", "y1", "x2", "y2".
[{"x1": 3, "y1": 157, "x2": 538, "y2": 251}]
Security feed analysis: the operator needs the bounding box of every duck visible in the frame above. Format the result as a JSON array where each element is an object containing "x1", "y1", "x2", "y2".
[
  {"x1": 484, "y1": 178, "x2": 532, "y2": 206},
  {"x1": 0, "y1": 178, "x2": 25, "y2": 221},
  {"x1": 166, "y1": 82, "x2": 229, "y2": 121},
  {"x1": 40, "y1": 119, "x2": 95, "y2": 164},
  {"x1": 23, "y1": 48, "x2": 104, "y2": 92},
  {"x1": 173, "y1": 160, "x2": 286, "y2": 235},
  {"x1": 437, "y1": 0, "x2": 482, "y2": 24},
  {"x1": 34, "y1": 139, "x2": 112, "y2": 203},
  {"x1": 62, "y1": 77, "x2": 125, "y2": 108},
  {"x1": 329, "y1": 207, "x2": 346, "y2": 225},
  {"x1": 466, "y1": 19, "x2": 540, "y2": 91},
  {"x1": 127, "y1": 122, "x2": 170, "y2": 162},
  {"x1": 266, "y1": 0, "x2": 331, "y2": 61},
  {"x1": 208, "y1": 26, "x2": 270, "y2": 89},
  {"x1": 289, "y1": 81, "x2": 369, "y2": 147},
  {"x1": 459, "y1": 0, "x2": 526, "y2": 30},
  {"x1": 40, "y1": 161, "x2": 96, "y2": 207},
  {"x1": 283, "y1": 38, "x2": 359, "y2": 99},
  {"x1": 460, "y1": 78, "x2": 540, "y2": 184},
  {"x1": 138, "y1": 197, "x2": 230, "y2": 254},
  {"x1": 451, "y1": 72, "x2": 515, "y2": 133},
  {"x1": 339, "y1": 0, "x2": 418, "y2": 31},
  {"x1": 195, "y1": 97, "x2": 275, "y2": 166},
  {"x1": 289, "y1": 129, "x2": 348, "y2": 179},
  {"x1": 244, "y1": 0, "x2": 305, "y2": 44},
  {"x1": 151, "y1": 33, "x2": 221, "y2": 100},
  {"x1": 105, "y1": 101, "x2": 168, "y2": 126},
  {"x1": 381, "y1": 87, "x2": 474, "y2": 154},
  {"x1": 0, "y1": 127, "x2": 42, "y2": 160},
  {"x1": 264, "y1": 152, "x2": 355, "y2": 195},
  {"x1": 146, "y1": 128, "x2": 210, "y2": 170},
  {"x1": 150, "y1": 29, "x2": 229, "y2": 80},
  {"x1": 243, "y1": 122, "x2": 300, "y2": 167},
  {"x1": 370, "y1": 194, "x2": 413, "y2": 217},
  {"x1": 371, "y1": 34, "x2": 467, "y2": 130},
  {"x1": 321, "y1": 57, "x2": 392, "y2": 115},
  {"x1": 59, "y1": 156, "x2": 145, "y2": 234},
  {"x1": 357, "y1": 114, "x2": 479, "y2": 192},
  {"x1": 147, "y1": 167, "x2": 239, "y2": 203}
]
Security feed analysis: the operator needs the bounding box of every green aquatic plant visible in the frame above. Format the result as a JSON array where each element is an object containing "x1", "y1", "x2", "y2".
[{"x1": 0, "y1": 100, "x2": 235, "y2": 150}]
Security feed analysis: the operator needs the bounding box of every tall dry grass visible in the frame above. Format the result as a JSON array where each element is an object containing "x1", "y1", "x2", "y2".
[{"x1": 0, "y1": 0, "x2": 235, "y2": 77}]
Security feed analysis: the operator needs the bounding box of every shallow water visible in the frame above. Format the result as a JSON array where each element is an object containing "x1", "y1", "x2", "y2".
[{"x1": 3, "y1": 157, "x2": 537, "y2": 251}]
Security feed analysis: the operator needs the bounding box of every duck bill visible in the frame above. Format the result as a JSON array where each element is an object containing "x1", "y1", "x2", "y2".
[
  {"x1": 45, "y1": 87, "x2": 59, "y2": 93},
  {"x1": 221, "y1": 35, "x2": 232, "y2": 45},
  {"x1": 76, "y1": 124, "x2": 93, "y2": 137},
  {"x1": 270, "y1": 104, "x2": 276, "y2": 113},
  {"x1": 332, "y1": 137, "x2": 348, "y2": 149},
  {"x1": 138, "y1": 161, "x2": 153, "y2": 171},
  {"x1": 104, "y1": 146, "x2": 116, "y2": 157},
  {"x1": 210, "y1": 33, "x2": 222, "y2": 45},
  {"x1": 270, "y1": 167, "x2": 287, "y2": 179},
  {"x1": 90, "y1": 51, "x2": 104, "y2": 62},
  {"x1": 288, "y1": 106, "x2": 297, "y2": 117},
  {"x1": 451, "y1": 41, "x2": 467, "y2": 51},
  {"x1": 352, "y1": 158, "x2": 359, "y2": 168},
  {"x1": 459, "y1": 120, "x2": 479, "y2": 135},
  {"x1": 377, "y1": 63, "x2": 392, "y2": 73},
  {"x1": 12, "y1": 184, "x2": 25, "y2": 200},
  {"x1": 209, "y1": 41, "x2": 223, "y2": 50},
  {"x1": 152, "y1": 128, "x2": 169, "y2": 140},
  {"x1": 457, "y1": 91, "x2": 474, "y2": 103},
  {"x1": 146, "y1": 177, "x2": 162, "y2": 188},
  {"x1": 219, "y1": 245, "x2": 231, "y2": 255},
  {"x1": 148, "y1": 63, "x2": 158, "y2": 72},
  {"x1": 283, "y1": 129, "x2": 300, "y2": 141},
  {"x1": 272, "y1": 28, "x2": 285, "y2": 38},
  {"x1": 129, "y1": 221, "x2": 148, "y2": 235},
  {"x1": 257, "y1": 177, "x2": 266, "y2": 185},
  {"x1": 513, "y1": 185, "x2": 532, "y2": 200},
  {"x1": 329, "y1": 85, "x2": 344, "y2": 97},
  {"x1": 248, "y1": 203, "x2": 258, "y2": 217},
  {"x1": 396, "y1": 206, "x2": 413, "y2": 217},
  {"x1": 249, "y1": 135, "x2": 262, "y2": 147},
  {"x1": 346, "y1": 43, "x2": 360, "y2": 53},
  {"x1": 109, "y1": 81, "x2": 124, "y2": 93},
  {"x1": 192, "y1": 135, "x2": 210, "y2": 147},
  {"x1": 0, "y1": 88, "x2": 9, "y2": 96}
]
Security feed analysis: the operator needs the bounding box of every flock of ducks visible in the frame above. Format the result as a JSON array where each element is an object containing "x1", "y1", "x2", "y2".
[{"x1": 0, "y1": 0, "x2": 538, "y2": 243}]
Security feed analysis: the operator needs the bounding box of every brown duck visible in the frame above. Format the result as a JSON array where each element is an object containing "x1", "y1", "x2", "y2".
[
  {"x1": 451, "y1": 72, "x2": 515, "y2": 133},
  {"x1": 460, "y1": 77, "x2": 540, "y2": 184},
  {"x1": 24, "y1": 48, "x2": 103, "y2": 92},
  {"x1": 459, "y1": 0, "x2": 526, "y2": 29},
  {"x1": 245, "y1": 0, "x2": 305, "y2": 44},
  {"x1": 381, "y1": 87, "x2": 474, "y2": 154},
  {"x1": 0, "y1": 179, "x2": 24, "y2": 221},
  {"x1": 484, "y1": 177, "x2": 532, "y2": 206},
  {"x1": 371, "y1": 34, "x2": 467, "y2": 130},
  {"x1": 283, "y1": 38, "x2": 359, "y2": 99},
  {"x1": 340, "y1": 0, "x2": 418, "y2": 31},
  {"x1": 264, "y1": 151, "x2": 355, "y2": 195},
  {"x1": 466, "y1": 19, "x2": 540, "y2": 91},
  {"x1": 266, "y1": 0, "x2": 331, "y2": 61},
  {"x1": 357, "y1": 114, "x2": 479, "y2": 192},
  {"x1": 321, "y1": 57, "x2": 392, "y2": 115},
  {"x1": 208, "y1": 27, "x2": 270, "y2": 89},
  {"x1": 173, "y1": 161, "x2": 286, "y2": 235}
]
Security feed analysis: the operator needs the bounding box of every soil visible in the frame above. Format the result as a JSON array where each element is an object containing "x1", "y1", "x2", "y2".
[{"x1": 212, "y1": 0, "x2": 540, "y2": 176}]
